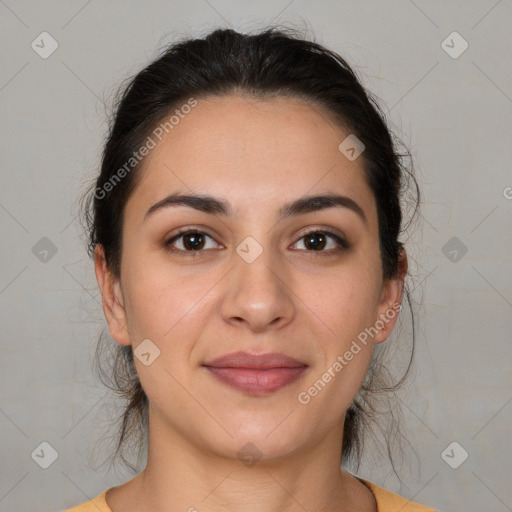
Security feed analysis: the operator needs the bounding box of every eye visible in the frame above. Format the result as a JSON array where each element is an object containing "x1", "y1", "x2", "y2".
[
  {"x1": 291, "y1": 230, "x2": 349, "y2": 253},
  {"x1": 165, "y1": 229, "x2": 222, "y2": 255},
  {"x1": 164, "y1": 228, "x2": 349, "y2": 257}
]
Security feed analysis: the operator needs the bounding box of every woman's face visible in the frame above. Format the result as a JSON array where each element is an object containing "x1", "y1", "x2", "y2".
[{"x1": 96, "y1": 94, "x2": 405, "y2": 462}]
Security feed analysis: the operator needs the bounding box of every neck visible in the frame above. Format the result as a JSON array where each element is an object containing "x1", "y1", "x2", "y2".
[{"x1": 110, "y1": 407, "x2": 375, "y2": 512}]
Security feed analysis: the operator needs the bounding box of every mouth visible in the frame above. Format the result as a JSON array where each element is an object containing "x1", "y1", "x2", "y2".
[{"x1": 202, "y1": 351, "x2": 308, "y2": 395}]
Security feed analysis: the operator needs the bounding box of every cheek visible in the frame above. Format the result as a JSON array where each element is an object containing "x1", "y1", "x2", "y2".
[
  {"x1": 296, "y1": 262, "x2": 381, "y2": 400},
  {"x1": 120, "y1": 247, "x2": 215, "y2": 340},
  {"x1": 295, "y1": 315, "x2": 374, "y2": 425},
  {"x1": 119, "y1": 254, "x2": 222, "y2": 411},
  {"x1": 303, "y1": 263, "x2": 382, "y2": 340}
]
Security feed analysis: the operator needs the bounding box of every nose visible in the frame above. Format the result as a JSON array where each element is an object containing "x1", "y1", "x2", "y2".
[{"x1": 220, "y1": 247, "x2": 295, "y2": 333}]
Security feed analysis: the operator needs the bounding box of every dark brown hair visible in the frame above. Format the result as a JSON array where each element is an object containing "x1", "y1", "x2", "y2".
[{"x1": 82, "y1": 25, "x2": 419, "y2": 475}]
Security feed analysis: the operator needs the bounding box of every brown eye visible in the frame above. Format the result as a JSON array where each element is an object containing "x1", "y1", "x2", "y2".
[
  {"x1": 292, "y1": 230, "x2": 348, "y2": 252},
  {"x1": 165, "y1": 230, "x2": 220, "y2": 254},
  {"x1": 304, "y1": 232, "x2": 327, "y2": 250},
  {"x1": 181, "y1": 232, "x2": 206, "y2": 250}
]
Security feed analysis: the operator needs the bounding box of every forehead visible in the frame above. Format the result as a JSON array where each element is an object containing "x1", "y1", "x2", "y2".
[{"x1": 126, "y1": 94, "x2": 376, "y2": 222}]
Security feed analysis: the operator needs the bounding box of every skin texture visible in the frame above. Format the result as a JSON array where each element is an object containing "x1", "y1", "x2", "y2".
[{"x1": 95, "y1": 94, "x2": 407, "y2": 512}]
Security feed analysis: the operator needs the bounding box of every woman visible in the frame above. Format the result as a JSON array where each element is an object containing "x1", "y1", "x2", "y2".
[{"x1": 66, "y1": 26, "x2": 437, "y2": 511}]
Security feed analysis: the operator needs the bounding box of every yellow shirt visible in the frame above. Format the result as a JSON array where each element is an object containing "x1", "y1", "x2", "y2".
[{"x1": 63, "y1": 478, "x2": 437, "y2": 511}]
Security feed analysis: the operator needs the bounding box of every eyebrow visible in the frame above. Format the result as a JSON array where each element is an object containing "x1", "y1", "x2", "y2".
[{"x1": 144, "y1": 192, "x2": 367, "y2": 225}]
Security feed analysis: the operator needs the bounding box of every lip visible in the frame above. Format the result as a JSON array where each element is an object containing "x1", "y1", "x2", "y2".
[
  {"x1": 202, "y1": 351, "x2": 308, "y2": 395},
  {"x1": 203, "y1": 351, "x2": 307, "y2": 369},
  {"x1": 204, "y1": 367, "x2": 308, "y2": 394}
]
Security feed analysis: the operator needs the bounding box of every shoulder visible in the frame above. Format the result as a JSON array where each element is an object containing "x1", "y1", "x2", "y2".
[
  {"x1": 358, "y1": 478, "x2": 438, "y2": 512},
  {"x1": 63, "y1": 488, "x2": 111, "y2": 512}
]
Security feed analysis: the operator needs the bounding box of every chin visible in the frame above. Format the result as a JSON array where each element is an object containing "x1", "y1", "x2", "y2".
[{"x1": 207, "y1": 410, "x2": 312, "y2": 462}]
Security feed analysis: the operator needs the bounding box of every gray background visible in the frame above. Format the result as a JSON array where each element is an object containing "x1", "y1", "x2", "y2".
[{"x1": 1, "y1": 1, "x2": 511, "y2": 511}]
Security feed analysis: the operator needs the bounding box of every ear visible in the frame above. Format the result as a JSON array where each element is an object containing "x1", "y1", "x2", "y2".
[
  {"x1": 373, "y1": 247, "x2": 408, "y2": 344},
  {"x1": 94, "y1": 245, "x2": 130, "y2": 346}
]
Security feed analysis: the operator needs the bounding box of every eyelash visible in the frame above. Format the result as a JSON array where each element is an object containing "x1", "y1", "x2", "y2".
[{"x1": 164, "y1": 228, "x2": 349, "y2": 257}]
